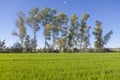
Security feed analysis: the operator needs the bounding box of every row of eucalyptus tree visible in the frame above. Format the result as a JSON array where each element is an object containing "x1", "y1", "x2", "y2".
[{"x1": 12, "y1": 7, "x2": 113, "y2": 52}]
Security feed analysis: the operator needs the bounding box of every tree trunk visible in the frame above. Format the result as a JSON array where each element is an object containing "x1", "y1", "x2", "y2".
[
  {"x1": 45, "y1": 35, "x2": 47, "y2": 52},
  {"x1": 34, "y1": 31, "x2": 36, "y2": 52}
]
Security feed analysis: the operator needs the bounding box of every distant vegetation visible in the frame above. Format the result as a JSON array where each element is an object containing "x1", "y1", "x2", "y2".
[{"x1": 0, "y1": 7, "x2": 113, "y2": 53}]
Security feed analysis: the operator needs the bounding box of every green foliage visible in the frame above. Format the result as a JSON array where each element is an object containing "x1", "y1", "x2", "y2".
[
  {"x1": 27, "y1": 7, "x2": 40, "y2": 32},
  {"x1": 93, "y1": 21, "x2": 103, "y2": 52},
  {"x1": 55, "y1": 12, "x2": 68, "y2": 52},
  {"x1": 93, "y1": 21, "x2": 113, "y2": 52},
  {"x1": 0, "y1": 40, "x2": 5, "y2": 49},
  {"x1": 81, "y1": 13, "x2": 89, "y2": 22},
  {"x1": 79, "y1": 13, "x2": 90, "y2": 51},
  {"x1": 83, "y1": 26, "x2": 91, "y2": 51},
  {"x1": 13, "y1": 12, "x2": 26, "y2": 46},
  {"x1": 0, "y1": 53, "x2": 120, "y2": 80},
  {"x1": 103, "y1": 30, "x2": 113, "y2": 45},
  {"x1": 24, "y1": 35, "x2": 31, "y2": 52},
  {"x1": 39, "y1": 7, "x2": 57, "y2": 51},
  {"x1": 70, "y1": 14, "x2": 79, "y2": 48},
  {"x1": 30, "y1": 38, "x2": 37, "y2": 52},
  {"x1": 55, "y1": 37, "x2": 66, "y2": 52},
  {"x1": 11, "y1": 42, "x2": 23, "y2": 52},
  {"x1": 26, "y1": 7, "x2": 40, "y2": 51},
  {"x1": 11, "y1": 7, "x2": 113, "y2": 53}
]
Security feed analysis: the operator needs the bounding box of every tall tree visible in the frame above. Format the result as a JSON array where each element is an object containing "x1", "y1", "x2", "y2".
[
  {"x1": 26, "y1": 7, "x2": 40, "y2": 52},
  {"x1": 79, "y1": 13, "x2": 90, "y2": 51},
  {"x1": 67, "y1": 14, "x2": 79, "y2": 52},
  {"x1": 57, "y1": 12, "x2": 68, "y2": 51},
  {"x1": 52, "y1": 13, "x2": 64, "y2": 50},
  {"x1": 12, "y1": 12, "x2": 26, "y2": 47},
  {"x1": 93, "y1": 21, "x2": 103, "y2": 52},
  {"x1": 70, "y1": 14, "x2": 79, "y2": 49},
  {"x1": 93, "y1": 20, "x2": 113, "y2": 52},
  {"x1": 38, "y1": 7, "x2": 57, "y2": 51}
]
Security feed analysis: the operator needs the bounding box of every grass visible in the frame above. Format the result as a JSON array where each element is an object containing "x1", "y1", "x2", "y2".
[{"x1": 0, "y1": 53, "x2": 120, "y2": 80}]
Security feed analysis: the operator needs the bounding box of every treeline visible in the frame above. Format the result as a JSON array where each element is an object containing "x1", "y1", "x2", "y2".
[{"x1": 0, "y1": 7, "x2": 113, "y2": 53}]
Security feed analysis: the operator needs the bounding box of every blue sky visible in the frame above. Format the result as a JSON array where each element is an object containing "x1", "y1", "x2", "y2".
[{"x1": 0, "y1": 0, "x2": 120, "y2": 48}]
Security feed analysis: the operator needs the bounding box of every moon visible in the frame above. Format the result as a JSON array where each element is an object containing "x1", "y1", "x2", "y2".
[{"x1": 64, "y1": 1, "x2": 67, "y2": 4}]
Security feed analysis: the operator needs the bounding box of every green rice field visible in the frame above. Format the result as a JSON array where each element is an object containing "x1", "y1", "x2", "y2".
[{"x1": 0, "y1": 53, "x2": 120, "y2": 80}]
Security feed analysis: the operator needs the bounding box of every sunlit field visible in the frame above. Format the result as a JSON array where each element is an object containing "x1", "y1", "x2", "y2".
[{"x1": 0, "y1": 53, "x2": 120, "y2": 80}]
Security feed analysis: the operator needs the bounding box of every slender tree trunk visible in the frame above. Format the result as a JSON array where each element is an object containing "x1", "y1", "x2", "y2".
[
  {"x1": 53, "y1": 32, "x2": 55, "y2": 51},
  {"x1": 53, "y1": 36, "x2": 55, "y2": 50},
  {"x1": 80, "y1": 37, "x2": 82, "y2": 52},
  {"x1": 20, "y1": 38, "x2": 23, "y2": 52},
  {"x1": 44, "y1": 28, "x2": 47, "y2": 52},
  {"x1": 45, "y1": 35, "x2": 47, "y2": 52},
  {"x1": 34, "y1": 31, "x2": 36, "y2": 52}
]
